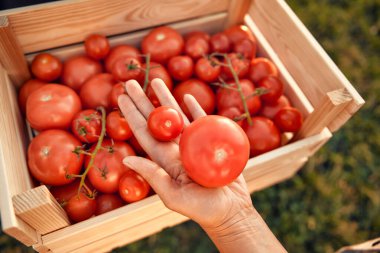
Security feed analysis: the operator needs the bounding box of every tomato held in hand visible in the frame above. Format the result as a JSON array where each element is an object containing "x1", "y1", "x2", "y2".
[
  {"x1": 31, "y1": 53, "x2": 62, "y2": 82},
  {"x1": 273, "y1": 107, "x2": 303, "y2": 133},
  {"x1": 185, "y1": 33, "x2": 210, "y2": 60},
  {"x1": 66, "y1": 193, "x2": 96, "y2": 222},
  {"x1": 173, "y1": 79, "x2": 216, "y2": 119},
  {"x1": 95, "y1": 194, "x2": 124, "y2": 215},
  {"x1": 243, "y1": 117, "x2": 281, "y2": 157},
  {"x1": 71, "y1": 109, "x2": 102, "y2": 143},
  {"x1": 222, "y1": 53, "x2": 249, "y2": 79},
  {"x1": 109, "y1": 82, "x2": 126, "y2": 109},
  {"x1": 27, "y1": 84, "x2": 81, "y2": 131},
  {"x1": 28, "y1": 130, "x2": 83, "y2": 186},
  {"x1": 260, "y1": 95, "x2": 290, "y2": 119},
  {"x1": 148, "y1": 106, "x2": 184, "y2": 141},
  {"x1": 180, "y1": 115, "x2": 250, "y2": 187},
  {"x1": 62, "y1": 55, "x2": 102, "y2": 91},
  {"x1": 106, "y1": 110, "x2": 133, "y2": 141},
  {"x1": 111, "y1": 57, "x2": 143, "y2": 82},
  {"x1": 142, "y1": 26, "x2": 184, "y2": 64},
  {"x1": 167, "y1": 55, "x2": 194, "y2": 81},
  {"x1": 18, "y1": 79, "x2": 46, "y2": 114},
  {"x1": 84, "y1": 34, "x2": 110, "y2": 60},
  {"x1": 210, "y1": 32, "x2": 230, "y2": 53},
  {"x1": 119, "y1": 170, "x2": 150, "y2": 203},
  {"x1": 195, "y1": 57, "x2": 221, "y2": 83},
  {"x1": 248, "y1": 57, "x2": 278, "y2": 84},
  {"x1": 105, "y1": 45, "x2": 142, "y2": 73},
  {"x1": 258, "y1": 76, "x2": 284, "y2": 104}
]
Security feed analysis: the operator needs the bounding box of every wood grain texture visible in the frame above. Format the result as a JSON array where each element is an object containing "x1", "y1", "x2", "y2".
[
  {"x1": 0, "y1": 16, "x2": 31, "y2": 87},
  {"x1": 32, "y1": 234, "x2": 51, "y2": 253},
  {"x1": 224, "y1": 0, "x2": 251, "y2": 28},
  {"x1": 13, "y1": 185, "x2": 70, "y2": 235},
  {"x1": 0, "y1": 65, "x2": 36, "y2": 246},
  {"x1": 248, "y1": 0, "x2": 364, "y2": 132},
  {"x1": 4, "y1": 0, "x2": 229, "y2": 53}
]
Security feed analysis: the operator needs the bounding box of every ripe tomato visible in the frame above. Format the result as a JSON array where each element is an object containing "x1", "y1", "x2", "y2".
[
  {"x1": 147, "y1": 106, "x2": 184, "y2": 141},
  {"x1": 66, "y1": 193, "x2": 96, "y2": 222},
  {"x1": 62, "y1": 55, "x2": 102, "y2": 91},
  {"x1": 84, "y1": 34, "x2": 110, "y2": 60},
  {"x1": 216, "y1": 79, "x2": 261, "y2": 115},
  {"x1": 142, "y1": 26, "x2": 184, "y2": 64},
  {"x1": 112, "y1": 141, "x2": 136, "y2": 158},
  {"x1": 95, "y1": 194, "x2": 124, "y2": 215},
  {"x1": 31, "y1": 53, "x2": 62, "y2": 82},
  {"x1": 106, "y1": 110, "x2": 133, "y2": 141},
  {"x1": 179, "y1": 115, "x2": 250, "y2": 187},
  {"x1": 210, "y1": 32, "x2": 230, "y2": 53},
  {"x1": 195, "y1": 57, "x2": 221, "y2": 83},
  {"x1": 217, "y1": 107, "x2": 244, "y2": 127},
  {"x1": 185, "y1": 34, "x2": 210, "y2": 60},
  {"x1": 27, "y1": 130, "x2": 83, "y2": 185},
  {"x1": 119, "y1": 170, "x2": 150, "y2": 203},
  {"x1": 167, "y1": 55, "x2": 194, "y2": 81},
  {"x1": 109, "y1": 82, "x2": 126, "y2": 109},
  {"x1": 248, "y1": 57, "x2": 278, "y2": 84},
  {"x1": 222, "y1": 53, "x2": 249, "y2": 79},
  {"x1": 50, "y1": 179, "x2": 94, "y2": 206},
  {"x1": 184, "y1": 31, "x2": 210, "y2": 41},
  {"x1": 273, "y1": 107, "x2": 303, "y2": 133},
  {"x1": 233, "y1": 39, "x2": 256, "y2": 59},
  {"x1": 111, "y1": 57, "x2": 143, "y2": 82},
  {"x1": 105, "y1": 45, "x2": 142, "y2": 73},
  {"x1": 224, "y1": 25, "x2": 255, "y2": 45},
  {"x1": 242, "y1": 117, "x2": 281, "y2": 156},
  {"x1": 71, "y1": 109, "x2": 102, "y2": 143},
  {"x1": 260, "y1": 95, "x2": 290, "y2": 119},
  {"x1": 80, "y1": 73, "x2": 115, "y2": 110},
  {"x1": 18, "y1": 79, "x2": 46, "y2": 114},
  {"x1": 258, "y1": 76, "x2": 284, "y2": 104},
  {"x1": 173, "y1": 79, "x2": 216, "y2": 119},
  {"x1": 86, "y1": 139, "x2": 130, "y2": 193},
  {"x1": 26, "y1": 84, "x2": 81, "y2": 131}
]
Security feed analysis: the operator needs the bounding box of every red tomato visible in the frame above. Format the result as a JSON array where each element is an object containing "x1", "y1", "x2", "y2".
[
  {"x1": 167, "y1": 55, "x2": 194, "y2": 81},
  {"x1": 31, "y1": 53, "x2": 62, "y2": 82},
  {"x1": 86, "y1": 139, "x2": 130, "y2": 193},
  {"x1": 50, "y1": 179, "x2": 94, "y2": 206},
  {"x1": 147, "y1": 106, "x2": 184, "y2": 141},
  {"x1": 95, "y1": 194, "x2": 124, "y2": 215},
  {"x1": 210, "y1": 33, "x2": 230, "y2": 53},
  {"x1": 223, "y1": 53, "x2": 249, "y2": 79},
  {"x1": 128, "y1": 135, "x2": 146, "y2": 156},
  {"x1": 105, "y1": 45, "x2": 142, "y2": 73},
  {"x1": 185, "y1": 34, "x2": 210, "y2": 60},
  {"x1": 66, "y1": 193, "x2": 96, "y2": 222},
  {"x1": 109, "y1": 82, "x2": 126, "y2": 109},
  {"x1": 195, "y1": 57, "x2": 221, "y2": 83},
  {"x1": 224, "y1": 25, "x2": 255, "y2": 45},
  {"x1": 233, "y1": 39, "x2": 257, "y2": 59},
  {"x1": 216, "y1": 79, "x2": 261, "y2": 115},
  {"x1": 106, "y1": 110, "x2": 133, "y2": 141},
  {"x1": 142, "y1": 26, "x2": 184, "y2": 64},
  {"x1": 273, "y1": 107, "x2": 303, "y2": 133},
  {"x1": 260, "y1": 95, "x2": 290, "y2": 119},
  {"x1": 26, "y1": 84, "x2": 81, "y2": 131},
  {"x1": 248, "y1": 57, "x2": 278, "y2": 84},
  {"x1": 28, "y1": 130, "x2": 84, "y2": 186},
  {"x1": 243, "y1": 117, "x2": 281, "y2": 156},
  {"x1": 111, "y1": 57, "x2": 143, "y2": 82},
  {"x1": 71, "y1": 109, "x2": 102, "y2": 143},
  {"x1": 112, "y1": 141, "x2": 136, "y2": 158},
  {"x1": 119, "y1": 170, "x2": 150, "y2": 203},
  {"x1": 257, "y1": 76, "x2": 284, "y2": 104},
  {"x1": 18, "y1": 79, "x2": 46, "y2": 114},
  {"x1": 80, "y1": 73, "x2": 115, "y2": 110},
  {"x1": 173, "y1": 79, "x2": 216, "y2": 119},
  {"x1": 218, "y1": 107, "x2": 244, "y2": 127},
  {"x1": 62, "y1": 55, "x2": 102, "y2": 91},
  {"x1": 184, "y1": 31, "x2": 210, "y2": 41},
  {"x1": 180, "y1": 115, "x2": 250, "y2": 187},
  {"x1": 84, "y1": 34, "x2": 110, "y2": 60}
]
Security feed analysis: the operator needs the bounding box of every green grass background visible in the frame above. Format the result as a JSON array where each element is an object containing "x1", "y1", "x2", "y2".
[{"x1": 1, "y1": 0, "x2": 379, "y2": 252}]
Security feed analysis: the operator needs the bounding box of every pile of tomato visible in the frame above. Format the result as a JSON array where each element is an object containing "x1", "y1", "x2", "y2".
[{"x1": 19, "y1": 24, "x2": 303, "y2": 223}]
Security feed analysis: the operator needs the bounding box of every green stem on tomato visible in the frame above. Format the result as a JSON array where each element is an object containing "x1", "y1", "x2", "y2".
[{"x1": 142, "y1": 53, "x2": 151, "y2": 92}]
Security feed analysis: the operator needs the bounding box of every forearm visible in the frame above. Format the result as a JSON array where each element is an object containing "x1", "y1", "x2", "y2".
[{"x1": 201, "y1": 207, "x2": 287, "y2": 253}]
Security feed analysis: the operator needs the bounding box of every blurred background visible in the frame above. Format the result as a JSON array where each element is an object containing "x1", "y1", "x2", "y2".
[{"x1": 1, "y1": 0, "x2": 379, "y2": 252}]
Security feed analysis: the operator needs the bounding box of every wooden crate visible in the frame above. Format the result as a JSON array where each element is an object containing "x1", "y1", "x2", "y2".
[{"x1": 0, "y1": 0, "x2": 364, "y2": 252}]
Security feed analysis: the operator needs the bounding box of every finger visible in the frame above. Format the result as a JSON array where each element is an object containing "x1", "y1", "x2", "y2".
[
  {"x1": 151, "y1": 78, "x2": 190, "y2": 126},
  {"x1": 123, "y1": 156, "x2": 180, "y2": 210},
  {"x1": 124, "y1": 79, "x2": 155, "y2": 119},
  {"x1": 183, "y1": 94, "x2": 207, "y2": 120}
]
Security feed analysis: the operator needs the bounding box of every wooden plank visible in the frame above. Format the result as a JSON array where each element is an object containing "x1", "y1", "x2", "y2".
[
  {"x1": 0, "y1": 16, "x2": 31, "y2": 87},
  {"x1": 32, "y1": 234, "x2": 51, "y2": 253},
  {"x1": 25, "y1": 12, "x2": 227, "y2": 63},
  {"x1": 248, "y1": 0, "x2": 364, "y2": 132},
  {"x1": 224, "y1": 0, "x2": 251, "y2": 28},
  {"x1": 3, "y1": 0, "x2": 229, "y2": 53},
  {"x1": 13, "y1": 185, "x2": 70, "y2": 235},
  {"x1": 294, "y1": 89, "x2": 352, "y2": 141},
  {"x1": 0, "y1": 65, "x2": 37, "y2": 246}
]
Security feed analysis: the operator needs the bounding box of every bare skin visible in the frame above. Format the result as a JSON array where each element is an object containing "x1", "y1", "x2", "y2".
[{"x1": 118, "y1": 78, "x2": 287, "y2": 253}]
